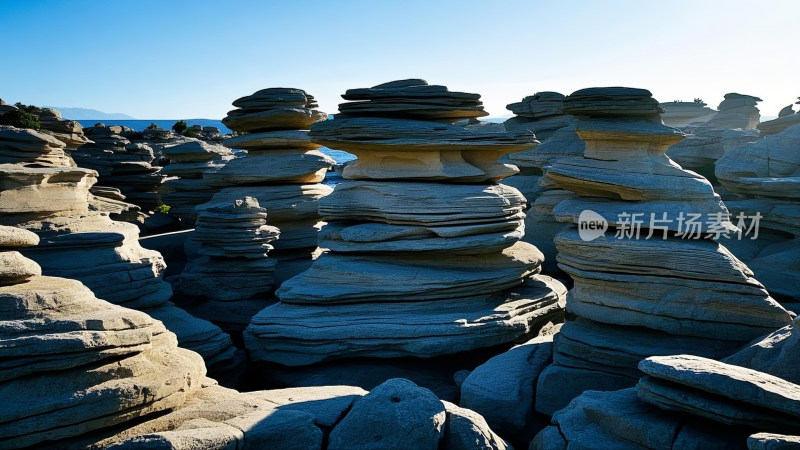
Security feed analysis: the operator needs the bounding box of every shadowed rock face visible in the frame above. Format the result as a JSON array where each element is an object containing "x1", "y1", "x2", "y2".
[
  {"x1": 532, "y1": 87, "x2": 791, "y2": 416},
  {"x1": 245, "y1": 80, "x2": 566, "y2": 369}
]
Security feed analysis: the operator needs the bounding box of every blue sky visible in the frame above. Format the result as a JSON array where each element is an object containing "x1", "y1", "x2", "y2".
[{"x1": 1, "y1": 0, "x2": 797, "y2": 119}]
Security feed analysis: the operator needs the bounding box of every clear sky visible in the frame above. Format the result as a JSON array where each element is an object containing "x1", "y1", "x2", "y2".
[{"x1": 1, "y1": 0, "x2": 797, "y2": 119}]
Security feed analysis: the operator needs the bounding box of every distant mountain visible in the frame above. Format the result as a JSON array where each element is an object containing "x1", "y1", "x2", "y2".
[{"x1": 49, "y1": 107, "x2": 136, "y2": 120}]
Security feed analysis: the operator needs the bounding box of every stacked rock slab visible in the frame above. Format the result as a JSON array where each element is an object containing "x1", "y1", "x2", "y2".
[
  {"x1": 214, "y1": 87, "x2": 333, "y2": 282},
  {"x1": 707, "y1": 93, "x2": 762, "y2": 130},
  {"x1": 716, "y1": 123, "x2": 800, "y2": 306},
  {"x1": 245, "y1": 80, "x2": 567, "y2": 384},
  {"x1": 0, "y1": 127, "x2": 241, "y2": 384},
  {"x1": 2, "y1": 226, "x2": 508, "y2": 449},
  {"x1": 667, "y1": 93, "x2": 763, "y2": 188},
  {"x1": 502, "y1": 92, "x2": 582, "y2": 274},
  {"x1": 159, "y1": 139, "x2": 233, "y2": 225},
  {"x1": 659, "y1": 100, "x2": 717, "y2": 127},
  {"x1": 0, "y1": 225, "x2": 206, "y2": 449},
  {"x1": 532, "y1": 353, "x2": 800, "y2": 450},
  {"x1": 73, "y1": 124, "x2": 166, "y2": 212},
  {"x1": 533, "y1": 87, "x2": 792, "y2": 415},
  {"x1": 172, "y1": 197, "x2": 280, "y2": 334}
]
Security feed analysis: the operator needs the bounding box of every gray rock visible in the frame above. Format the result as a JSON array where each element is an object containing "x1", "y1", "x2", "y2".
[
  {"x1": 328, "y1": 378, "x2": 446, "y2": 450},
  {"x1": 460, "y1": 334, "x2": 554, "y2": 438},
  {"x1": 246, "y1": 275, "x2": 566, "y2": 365},
  {"x1": 724, "y1": 318, "x2": 800, "y2": 385},
  {"x1": 310, "y1": 116, "x2": 535, "y2": 182},
  {"x1": 441, "y1": 401, "x2": 510, "y2": 450}
]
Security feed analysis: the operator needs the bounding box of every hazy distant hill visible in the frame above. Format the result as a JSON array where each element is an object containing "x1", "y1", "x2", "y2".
[{"x1": 50, "y1": 107, "x2": 136, "y2": 120}]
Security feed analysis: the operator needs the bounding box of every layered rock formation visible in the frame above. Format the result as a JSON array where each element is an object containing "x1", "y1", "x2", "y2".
[
  {"x1": 0, "y1": 126, "x2": 241, "y2": 383},
  {"x1": 532, "y1": 349, "x2": 800, "y2": 450},
  {"x1": 215, "y1": 87, "x2": 333, "y2": 282},
  {"x1": 667, "y1": 93, "x2": 763, "y2": 187},
  {"x1": 72, "y1": 124, "x2": 165, "y2": 213},
  {"x1": 245, "y1": 80, "x2": 567, "y2": 392},
  {"x1": 716, "y1": 123, "x2": 800, "y2": 306},
  {"x1": 707, "y1": 93, "x2": 762, "y2": 130},
  {"x1": 0, "y1": 225, "x2": 206, "y2": 448},
  {"x1": 659, "y1": 100, "x2": 716, "y2": 127},
  {"x1": 502, "y1": 92, "x2": 581, "y2": 273},
  {"x1": 159, "y1": 139, "x2": 233, "y2": 224},
  {"x1": 172, "y1": 197, "x2": 280, "y2": 334},
  {"x1": 1, "y1": 225, "x2": 508, "y2": 449},
  {"x1": 532, "y1": 87, "x2": 792, "y2": 415}
]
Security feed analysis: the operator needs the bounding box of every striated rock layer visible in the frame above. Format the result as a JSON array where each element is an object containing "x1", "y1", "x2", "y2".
[
  {"x1": 216, "y1": 87, "x2": 332, "y2": 283},
  {"x1": 533, "y1": 87, "x2": 792, "y2": 416},
  {"x1": 716, "y1": 123, "x2": 800, "y2": 305},
  {"x1": 1, "y1": 225, "x2": 509, "y2": 449},
  {"x1": 0, "y1": 128, "x2": 242, "y2": 384},
  {"x1": 245, "y1": 80, "x2": 566, "y2": 394}
]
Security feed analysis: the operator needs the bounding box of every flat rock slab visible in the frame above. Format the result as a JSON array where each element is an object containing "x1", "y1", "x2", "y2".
[
  {"x1": 638, "y1": 355, "x2": 800, "y2": 421},
  {"x1": 725, "y1": 319, "x2": 800, "y2": 385},
  {"x1": 637, "y1": 376, "x2": 800, "y2": 433},
  {"x1": 246, "y1": 275, "x2": 565, "y2": 365},
  {"x1": 460, "y1": 334, "x2": 554, "y2": 437},
  {"x1": 276, "y1": 241, "x2": 543, "y2": 304}
]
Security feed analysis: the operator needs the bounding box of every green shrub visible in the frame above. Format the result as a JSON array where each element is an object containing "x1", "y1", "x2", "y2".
[
  {"x1": 154, "y1": 204, "x2": 171, "y2": 214},
  {"x1": 172, "y1": 120, "x2": 188, "y2": 134},
  {"x1": 184, "y1": 129, "x2": 200, "y2": 138},
  {"x1": 146, "y1": 122, "x2": 161, "y2": 131},
  {"x1": 0, "y1": 109, "x2": 41, "y2": 130}
]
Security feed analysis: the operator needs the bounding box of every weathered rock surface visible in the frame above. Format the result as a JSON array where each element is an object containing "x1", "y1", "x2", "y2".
[
  {"x1": 532, "y1": 388, "x2": 747, "y2": 450},
  {"x1": 217, "y1": 87, "x2": 331, "y2": 281},
  {"x1": 460, "y1": 333, "x2": 555, "y2": 440},
  {"x1": 328, "y1": 378, "x2": 446, "y2": 450},
  {"x1": 748, "y1": 433, "x2": 800, "y2": 450},
  {"x1": 534, "y1": 86, "x2": 791, "y2": 416},
  {"x1": 337, "y1": 78, "x2": 488, "y2": 121},
  {"x1": 172, "y1": 197, "x2": 278, "y2": 333},
  {"x1": 724, "y1": 317, "x2": 800, "y2": 385},
  {"x1": 636, "y1": 355, "x2": 800, "y2": 434},
  {"x1": 707, "y1": 93, "x2": 762, "y2": 130},
  {"x1": 248, "y1": 275, "x2": 565, "y2": 365},
  {"x1": 246, "y1": 80, "x2": 566, "y2": 375},
  {"x1": 0, "y1": 125, "x2": 72, "y2": 167},
  {"x1": 0, "y1": 233, "x2": 205, "y2": 448},
  {"x1": 310, "y1": 116, "x2": 534, "y2": 182},
  {"x1": 0, "y1": 133, "x2": 241, "y2": 383},
  {"x1": 159, "y1": 139, "x2": 233, "y2": 224},
  {"x1": 715, "y1": 123, "x2": 800, "y2": 303}
]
